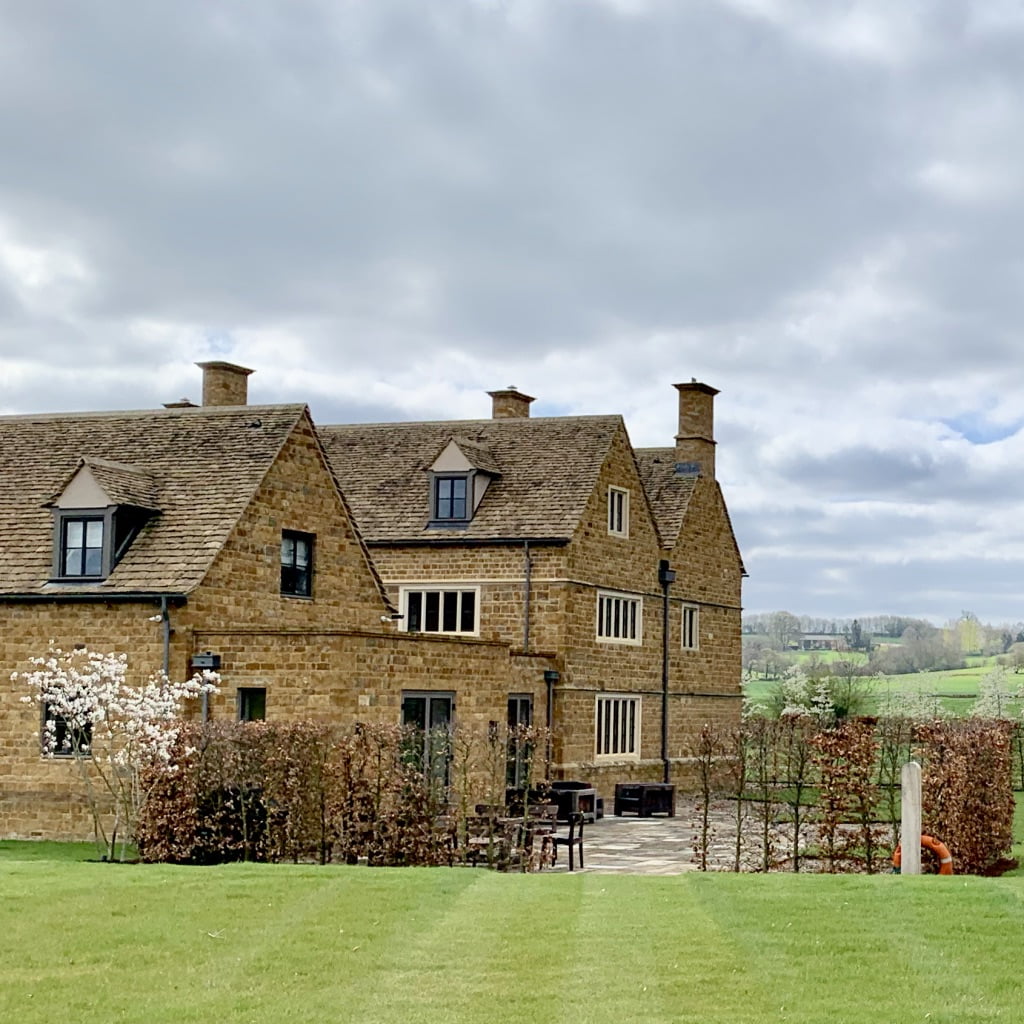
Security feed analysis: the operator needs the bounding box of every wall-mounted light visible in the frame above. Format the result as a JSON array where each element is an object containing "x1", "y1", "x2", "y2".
[{"x1": 191, "y1": 651, "x2": 221, "y2": 670}]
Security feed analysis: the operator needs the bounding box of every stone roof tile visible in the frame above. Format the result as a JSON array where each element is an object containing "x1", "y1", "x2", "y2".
[
  {"x1": 0, "y1": 404, "x2": 306, "y2": 595},
  {"x1": 320, "y1": 415, "x2": 622, "y2": 542},
  {"x1": 634, "y1": 448, "x2": 698, "y2": 548}
]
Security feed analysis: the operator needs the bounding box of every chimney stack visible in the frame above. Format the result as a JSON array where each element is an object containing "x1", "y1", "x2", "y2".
[
  {"x1": 197, "y1": 361, "x2": 254, "y2": 407},
  {"x1": 488, "y1": 386, "x2": 535, "y2": 419},
  {"x1": 673, "y1": 381, "x2": 718, "y2": 478}
]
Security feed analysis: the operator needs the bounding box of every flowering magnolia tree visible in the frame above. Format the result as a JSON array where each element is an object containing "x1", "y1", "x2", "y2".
[{"x1": 15, "y1": 645, "x2": 218, "y2": 861}]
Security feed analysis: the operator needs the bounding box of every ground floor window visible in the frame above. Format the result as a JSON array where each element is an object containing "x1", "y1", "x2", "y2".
[
  {"x1": 237, "y1": 687, "x2": 267, "y2": 722},
  {"x1": 43, "y1": 703, "x2": 92, "y2": 757},
  {"x1": 401, "y1": 691, "x2": 454, "y2": 789},
  {"x1": 595, "y1": 694, "x2": 640, "y2": 760}
]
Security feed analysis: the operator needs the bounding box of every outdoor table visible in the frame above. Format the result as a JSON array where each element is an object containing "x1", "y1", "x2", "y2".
[{"x1": 613, "y1": 782, "x2": 676, "y2": 817}]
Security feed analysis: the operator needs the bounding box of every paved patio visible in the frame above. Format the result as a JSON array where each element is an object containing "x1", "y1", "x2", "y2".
[
  {"x1": 547, "y1": 798, "x2": 741, "y2": 875},
  {"x1": 548, "y1": 798, "x2": 897, "y2": 875}
]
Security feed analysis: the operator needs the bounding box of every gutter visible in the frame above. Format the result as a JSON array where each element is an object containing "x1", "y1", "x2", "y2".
[
  {"x1": 366, "y1": 536, "x2": 570, "y2": 549},
  {"x1": 0, "y1": 591, "x2": 188, "y2": 605}
]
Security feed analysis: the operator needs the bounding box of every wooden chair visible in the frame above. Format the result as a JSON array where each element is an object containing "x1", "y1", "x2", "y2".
[
  {"x1": 553, "y1": 811, "x2": 585, "y2": 871},
  {"x1": 524, "y1": 803, "x2": 558, "y2": 871},
  {"x1": 465, "y1": 814, "x2": 511, "y2": 868}
]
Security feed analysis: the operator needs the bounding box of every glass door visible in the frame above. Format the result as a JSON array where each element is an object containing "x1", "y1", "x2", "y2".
[
  {"x1": 401, "y1": 692, "x2": 454, "y2": 792},
  {"x1": 506, "y1": 694, "x2": 533, "y2": 789}
]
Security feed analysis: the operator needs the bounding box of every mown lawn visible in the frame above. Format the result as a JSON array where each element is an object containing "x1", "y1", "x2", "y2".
[{"x1": 3, "y1": 843, "x2": 1024, "y2": 1023}]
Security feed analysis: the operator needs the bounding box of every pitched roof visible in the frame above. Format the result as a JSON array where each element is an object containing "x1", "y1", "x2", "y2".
[
  {"x1": 320, "y1": 415, "x2": 623, "y2": 542},
  {"x1": 0, "y1": 404, "x2": 307, "y2": 596},
  {"x1": 633, "y1": 448, "x2": 699, "y2": 548},
  {"x1": 635, "y1": 446, "x2": 746, "y2": 574}
]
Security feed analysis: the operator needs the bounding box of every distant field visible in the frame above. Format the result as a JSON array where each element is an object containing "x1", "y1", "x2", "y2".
[{"x1": 743, "y1": 656, "x2": 1014, "y2": 714}]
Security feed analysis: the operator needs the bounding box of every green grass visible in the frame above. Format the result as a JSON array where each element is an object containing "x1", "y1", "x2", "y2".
[{"x1": 4, "y1": 844, "x2": 1024, "y2": 1023}]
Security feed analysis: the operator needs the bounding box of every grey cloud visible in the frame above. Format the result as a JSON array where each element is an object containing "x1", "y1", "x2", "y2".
[{"x1": 772, "y1": 444, "x2": 949, "y2": 498}]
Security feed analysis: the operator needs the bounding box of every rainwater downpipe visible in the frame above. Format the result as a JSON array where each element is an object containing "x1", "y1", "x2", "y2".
[
  {"x1": 159, "y1": 596, "x2": 171, "y2": 676},
  {"x1": 658, "y1": 560, "x2": 676, "y2": 784},
  {"x1": 522, "y1": 540, "x2": 532, "y2": 653}
]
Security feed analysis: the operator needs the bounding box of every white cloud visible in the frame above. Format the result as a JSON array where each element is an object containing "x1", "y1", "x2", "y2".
[{"x1": 3, "y1": 0, "x2": 1024, "y2": 623}]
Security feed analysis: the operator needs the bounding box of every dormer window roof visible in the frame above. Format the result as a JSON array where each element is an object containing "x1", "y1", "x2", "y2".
[
  {"x1": 47, "y1": 458, "x2": 160, "y2": 582},
  {"x1": 445, "y1": 436, "x2": 502, "y2": 477},
  {"x1": 49, "y1": 457, "x2": 160, "y2": 512}
]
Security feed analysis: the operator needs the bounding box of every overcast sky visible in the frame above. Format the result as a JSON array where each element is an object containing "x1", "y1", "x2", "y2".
[{"x1": 3, "y1": 1, "x2": 1024, "y2": 626}]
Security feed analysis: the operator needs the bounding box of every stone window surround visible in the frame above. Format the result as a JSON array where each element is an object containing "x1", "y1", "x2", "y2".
[
  {"x1": 607, "y1": 485, "x2": 630, "y2": 538},
  {"x1": 594, "y1": 693, "x2": 641, "y2": 760},
  {"x1": 596, "y1": 590, "x2": 643, "y2": 645},
  {"x1": 398, "y1": 585, "x2": 481, "y2": 637},
  {"x1": 681, "y1": 603, "x2": 699, "y2": 650}
]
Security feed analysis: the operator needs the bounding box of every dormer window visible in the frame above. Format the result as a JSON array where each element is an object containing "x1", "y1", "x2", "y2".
[
  {"x1": 426, "y1": 437, "x2": 501, "y2": 529},
  {"x1": 48, "y1": 457, "x2": 159, "y2": 583},
  {"x1": 52, "y1": 506, "x2": 152, "y2": 581},
  {"x1": 60, "y1": 516, "x2": 104, "y2": 577},
  {"x1": 433, "y1": 474, "x2": 469, "y2": 523}
]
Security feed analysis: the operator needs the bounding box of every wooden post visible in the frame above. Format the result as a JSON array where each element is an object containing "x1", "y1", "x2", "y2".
[{"x1": 900, "y1": 761, "x2": 922, "y2": 875}]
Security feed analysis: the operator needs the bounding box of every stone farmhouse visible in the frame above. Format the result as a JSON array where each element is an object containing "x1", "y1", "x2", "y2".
[{"x1": 0, "y1": 362, "x2": 744, "y2": 839}]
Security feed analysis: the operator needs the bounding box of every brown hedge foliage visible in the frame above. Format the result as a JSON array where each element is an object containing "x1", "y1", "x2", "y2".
[
  {"x1": 914, "y1": 718, "x2": 1015, "y2": 875},
  {"x1": 690, "y1": 715, "x2": 1015, "y2": 875},
  {"x1": 812, "y1": 718, "x2": 885, "y2": 873},
  {"x1": 137, "y1": 719, "x2": 550, "y2": 867}
]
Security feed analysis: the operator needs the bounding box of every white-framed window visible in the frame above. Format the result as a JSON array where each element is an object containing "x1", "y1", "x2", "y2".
[
  {"x1": 595, "y1": 694, "x2": 640, "y2": 760},
  {"x1": 596, "y1": 591, "x2": 642, "y2": 644},
  {"x1": 401, "y1": 587, "x2": 480, "y2": 636},
  {"x1": 607, "y1": 486, "x2": 629, "y2": 537},
  {"x1": 681, "y1": 604, "x2": 699, "y2": 650}
]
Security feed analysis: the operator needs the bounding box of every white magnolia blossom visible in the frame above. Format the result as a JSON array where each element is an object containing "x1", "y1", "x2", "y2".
[
  {"x1": 14, "y1": 644, "x2": 219, "y2": 860},
  {"x1": 16, "y1": 645, "x2": 218, "y2": 765}
]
